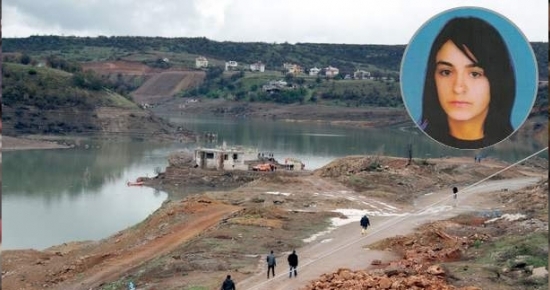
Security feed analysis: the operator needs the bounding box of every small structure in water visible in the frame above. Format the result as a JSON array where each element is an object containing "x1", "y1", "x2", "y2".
[
  {"x1": 194, "y1": 146, "x2": 257, "y2": 170},
  {"x1": 194, "y1": 145, "x2": 306, "y2": 171}
]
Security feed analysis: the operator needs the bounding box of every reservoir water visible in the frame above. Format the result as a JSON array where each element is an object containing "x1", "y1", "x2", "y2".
[{"x1": 3, "y1": 116, "x2": 546, "y2": 250}]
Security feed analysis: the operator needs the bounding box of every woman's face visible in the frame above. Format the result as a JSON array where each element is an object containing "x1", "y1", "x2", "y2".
[{"x1": 434, "y1": 40, "x2": 490, "y2": 126}]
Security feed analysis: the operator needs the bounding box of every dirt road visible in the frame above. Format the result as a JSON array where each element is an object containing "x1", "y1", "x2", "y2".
[
  {"x1": 237, "y1": 177, "x2": 543, "y2": 290},
  {"x1": 56, "y1": 200, "x2": 241, "y2": 290}
]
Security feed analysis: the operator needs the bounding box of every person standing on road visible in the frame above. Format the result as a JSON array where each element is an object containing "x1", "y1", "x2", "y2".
[
  {"x1": 287, "y1": 250, "x2": 298, "y2": 278},
  {"x1": 267, "y1": 250, "x2": 277, "y2": 279},
  {"x1": 452, "y1": 187, "x2": 458, "y2": 207},
  {"x1": 220, "y1": 274, "x2": 236, "y2": 290},
  {"x1": 360, "y1": 214, "x2": 370, "y2": 235}
]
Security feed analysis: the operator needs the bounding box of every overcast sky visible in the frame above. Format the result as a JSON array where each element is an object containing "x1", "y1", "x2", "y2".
[{"x1": 2, "y1": 0, "x2": 547, "y2": 44}]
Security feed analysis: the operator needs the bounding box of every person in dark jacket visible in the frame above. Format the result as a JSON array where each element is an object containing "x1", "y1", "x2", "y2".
[
  {"x1": 360, "y1": 214, "x2": 370, "y2": 235},
  {"x1": 452, "y1": 186, "x2": 459, "y2": 207},
  {"x1": 287, "y1": 250, "x2": 299, "y2": 278},
  {"x1": 266, "y1": 250, "x2": 277, "y2": 278},
  {"x1": 221, "y1": 275, "x2": 236, "y2": 290}
]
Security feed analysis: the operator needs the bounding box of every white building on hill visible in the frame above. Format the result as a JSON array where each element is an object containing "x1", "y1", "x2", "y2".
[
  {"x1": 250, "y1": 61, "x2": 265, "y2": 72},
  {"x1": 195, "y1": 56, "x2": 209, "y2": 68}
]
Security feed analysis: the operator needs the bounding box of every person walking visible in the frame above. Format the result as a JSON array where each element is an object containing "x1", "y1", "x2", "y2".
[
  {"x1": 287, "y1": 250, "x2": 298, "y2": 278},
  {"x1": 220, "y1": 274, "x2": 236, "y2": 290},
  {"x1": 452, "y1": 187, "x2": 458, "y2": 207},
  {"x1": 266, "y1": 250, "x2": 277, "y2": 279},
  {"x1": 360, "y1": 214, "x2": 370, "y2": 235}
]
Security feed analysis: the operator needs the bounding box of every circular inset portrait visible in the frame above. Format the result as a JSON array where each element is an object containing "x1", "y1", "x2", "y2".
[{"x1": 400, "y1": 7, "x2": 538, "y2": 150}]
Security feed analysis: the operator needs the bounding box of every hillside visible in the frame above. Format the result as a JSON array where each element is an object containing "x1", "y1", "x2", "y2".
[
  {"x1": 2, "y1": 36, "x2": 547, "y2": 137},
  {"x1": 1, "y1": 62, "x2": 193, "y2": 141},
  {"x1": 3, "y1": 36, "x2": 547, "y2": 79},
  {"x1": 3, "y1": 36, "x2": 406, "y2": 73},
  {"x1": 131, "y1": 71, "x2": 205, "y2": 105}
]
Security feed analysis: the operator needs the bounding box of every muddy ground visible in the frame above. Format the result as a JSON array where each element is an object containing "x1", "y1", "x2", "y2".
[{"x1": 2, "y1": 153, "x2": 547, "y2": 290}]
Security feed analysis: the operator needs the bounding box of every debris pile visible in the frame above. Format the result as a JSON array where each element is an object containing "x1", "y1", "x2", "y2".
[
  {"x1": 303, "y1": 223, "x2": 487, "y2": 290},
  {"x1": 301, "y1": 267, "x2": 482, "y2": 290}
]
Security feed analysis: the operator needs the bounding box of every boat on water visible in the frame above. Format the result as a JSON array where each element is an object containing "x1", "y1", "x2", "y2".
[{"x1": 127, "y1": 181, "x2": 144, "y2": 186}]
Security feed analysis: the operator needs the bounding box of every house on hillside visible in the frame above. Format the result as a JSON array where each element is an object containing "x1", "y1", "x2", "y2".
[
  {"x1": 325, "y1": 66, "x2": 339, "y2": 78},
  {"x1": 250, "y1": 61, "x2": 265, "y2": 72},
  {"x1": 353, "y1": 70, "x2": 371, "y2": 80},
  {"x1": 225, "y1": 60, "x2": 238, "y2": 71},
  {"x1": 195, "y1": 56, "x2": 209, "y2": 68},
  {"x1": 283, "y1": 63, "x2": 303, "y2": 75},
  {"x1": 309, "y1": 67, "x2": 321, "y2": 76}
]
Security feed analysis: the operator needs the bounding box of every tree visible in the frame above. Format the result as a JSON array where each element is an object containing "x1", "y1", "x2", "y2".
[
  {"x1": 20, "y1": 54, "x2": 32, "y2": 65},
  {"x1": 284, "y1": 73, "x2": 294, "y2": 84},
  {"x1": 206, "y1": 66, "x2": 223, "y2": 80}
]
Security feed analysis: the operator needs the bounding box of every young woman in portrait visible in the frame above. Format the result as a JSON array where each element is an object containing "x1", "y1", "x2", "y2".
[{"x1": 420, "y1": 17, "x2": 515, "y2": 149}]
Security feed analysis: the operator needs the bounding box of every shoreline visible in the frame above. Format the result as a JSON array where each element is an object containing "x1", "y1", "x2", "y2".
[
  {"x1": 2, "y1": 136, "x2": 74, "y2": 151},
  {"x1": 3, "y1": 154, "x2": 547, "y2": 289}
]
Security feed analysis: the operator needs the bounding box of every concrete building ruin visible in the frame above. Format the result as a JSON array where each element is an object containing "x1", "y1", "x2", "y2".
[{"x1": 194, "y1": 147, "x2": 257, "y2": 170}]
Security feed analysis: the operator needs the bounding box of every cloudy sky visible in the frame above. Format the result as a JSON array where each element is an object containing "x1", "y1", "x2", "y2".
[{"x1": 2, "y1": 0, "x2": 547, "y2": 44}]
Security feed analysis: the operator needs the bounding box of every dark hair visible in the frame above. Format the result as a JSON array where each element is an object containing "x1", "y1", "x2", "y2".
[
  {"x1": 421, "y1": 17, "x2": 515, "y2": 147},
  {"x1": 452, "y1": 187, "x2": 458, "y2": 193}
]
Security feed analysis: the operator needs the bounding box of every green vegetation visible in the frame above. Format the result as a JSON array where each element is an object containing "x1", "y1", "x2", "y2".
[
  {"x1": 180, "y1": 66, "x2": 402, "y2": 107},
  {"x1": 2, "y1": 36, "x2": 547, "y2": 132},
  {"x1": 3, "y1": 36, "x2": 406, "y2": 72},
  {"x1": 477, "y1": 232, "x2": 548, "y2": 269},
  {"x1": 1, "y1": 60, "x2": 142, "y2": 135},
  {"x1": 2, "y1": 62, "x2": 134, "y2": 109}
]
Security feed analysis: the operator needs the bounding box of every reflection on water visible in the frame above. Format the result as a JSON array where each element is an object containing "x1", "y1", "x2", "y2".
[
  {"x1": 3, "y1": 117, "x2": 546, "y2": 249},
  {"x1": 170, "y1": 115, "x2": 547, "y2": 166},
  {"x1": 3, "y1": 142, "x2": 171, "y2": 250}
]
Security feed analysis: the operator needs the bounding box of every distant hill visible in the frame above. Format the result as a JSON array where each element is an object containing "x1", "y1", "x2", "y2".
[
  {"x1": 3, "y1": 36, "x2": 547, "y2": 78},
  {"x1": 1, "y1": 62, "x2": 188, "y2": 140},
  {"x1": 2, "y1": 36, "x2": 547, "y2": 136},
  {"x1": 3, "y1": 36, "x2": 405, "y2": 73}
]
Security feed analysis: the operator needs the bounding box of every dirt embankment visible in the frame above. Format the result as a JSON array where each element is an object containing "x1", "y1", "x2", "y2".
[
  {"x1": 2, "y1": 155, "x2": 547, "y2": 290},
  {"x1": 82, "y1": 60, "x2": 206, "y2": 106},
  {"x1": 2, "y1": 105, "x2": 196, "y2": 149},
  {"x1": 153, "y1": 98, "x2": 411, "y2": 127},
  {"x1": 131, "y1": 71, "x2": 205, "y2": 105}
]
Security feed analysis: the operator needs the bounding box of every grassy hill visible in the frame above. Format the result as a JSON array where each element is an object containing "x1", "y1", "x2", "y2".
[
  {"x1": 1, "y1": 62, "x2": 183, "y2": 139},
  {"x1": 2, "y1": 36, "x2": 547, "y2": 136}
]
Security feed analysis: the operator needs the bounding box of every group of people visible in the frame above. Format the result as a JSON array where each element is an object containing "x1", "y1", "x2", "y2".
[
  {"x1": 220, "y1": 214, "x2": 375, "y2": 289},
  {"x1": 266, "y1": 249, "x2": 299, "y2": 279},
  {"x1": 221, "y1": 185, "x2": 464, "y2": 289},
  {"x1": 220, "y1": 249, "x2": 300, "y2": 289}
]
